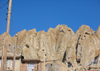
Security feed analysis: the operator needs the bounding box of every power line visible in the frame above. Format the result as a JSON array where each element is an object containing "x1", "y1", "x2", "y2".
[
  {"x1": 0, "y1": 1, "x2": 8, "y2": 20},
  {"x1": 0, "y1": 12, "x2": 6, "y2": 19},
  {"x1": 0, "y1": 8, "x2": 6, "y2": 13},
  {"x1": 0, "y1": 2, "x2": 7, "y2": 9}
]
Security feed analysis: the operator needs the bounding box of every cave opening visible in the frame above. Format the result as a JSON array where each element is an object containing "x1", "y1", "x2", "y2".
[
  {"x1": 76, "y1": 59, "x2": 81, "y2": 64},
  {"x1": 68, "y1": 62, "x2": 72, "y2": 68}
]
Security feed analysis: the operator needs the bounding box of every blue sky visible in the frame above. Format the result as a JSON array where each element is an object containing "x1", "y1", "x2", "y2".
[{"x1": 0, "y1": 0, "x2": 100, "y2": 36}]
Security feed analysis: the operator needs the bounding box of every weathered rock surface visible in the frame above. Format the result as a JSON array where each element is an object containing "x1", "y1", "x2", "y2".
[
  {"x1": 0, "y1": 25, "x2": 100, "y2": 69},
  {"x1": 65, "y1": 25, "x2": 100, "y2": 67},
  {"x1": 46, "y1": 62, "x2": 61, "y2": 71},
  {"x1": 46, "y1": 61, "x2": 68, "y2": 71},
  {"x1": 0, "y1": 32, "x2": 15, "y2": 52},
  {"x1": 96, "y1": 26, "x2": 100, "y2": 39},
  {"x1": 18, "y1": 25, "x2": 74, "y2": 61}
]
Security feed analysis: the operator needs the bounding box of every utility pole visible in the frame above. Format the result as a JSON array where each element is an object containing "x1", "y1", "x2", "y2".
[
  {"x1": 44, "y1": 42, "x2": 46, "y2": 71},
  {"x1": 1, "y1": 45, "x2": 4, "y2": 71},
  {"x1": 3, "y1": 0, "x2": 12, "y2": 71},
  {"x1": 13, "y1": 34, "x2": 17, "y2": 71},
  {"x1": 1, "y1": 39, "x2": 5, "y2": 71}
]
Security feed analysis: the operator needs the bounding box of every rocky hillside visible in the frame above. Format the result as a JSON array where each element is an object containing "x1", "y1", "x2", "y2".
[{"x1": 0, "y1": 25, "x2": 100, "y2": 68}]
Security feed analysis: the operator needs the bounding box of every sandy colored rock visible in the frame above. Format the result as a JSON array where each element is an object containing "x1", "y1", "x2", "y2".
[
  {"x1": 0, "y1": 25, "x2": 100, "y2": 70},
  {"x1": 65, "y1": 25, "x2": 100, "y2": 67},
  {"x1": 96, "y1": 26, "x2": 100, "y2": 39}
]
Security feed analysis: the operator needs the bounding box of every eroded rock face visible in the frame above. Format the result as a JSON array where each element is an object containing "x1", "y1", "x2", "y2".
[
  {"x1": 0, "y1": 25, "x2": 100, "y2": 69},
  {"x1": 20, "y1": 25, "x2": 74, "y2": 61},
  {"x1": 0, "y1": 32, "x2": 15, "y2": 52},
  {"x1": 96, "y1": 26, "x2": 100, "y2": 39},
  {"x1": 46, "y1": 62, "x2": 61, "y2": 71},
  {"x1": 65, "y1": 25, "x2": 100, "y2": 67}
]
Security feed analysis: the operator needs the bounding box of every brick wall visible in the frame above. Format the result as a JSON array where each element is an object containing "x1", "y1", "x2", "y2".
[{"x1": 21, "y1": 63, "x2": 27, "y2": 71}]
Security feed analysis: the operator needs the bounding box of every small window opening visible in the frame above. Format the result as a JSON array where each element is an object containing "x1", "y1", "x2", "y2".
[
  {"x1": 85, "y1": 32, "x2": 90, "y2": 35},
  {"x1": 68, "y1": 30, "x2": 71, "y2": 31},
  {"x1": 42, "y1": 49, "x2": 44, "y2": 51},
  {"x1": 25, "y1": 44, "x2": 29, "y2": 48},
  {"x1": 76, "y1": 59, "x2": 80, "y2": 64},
  {"x1": 9, "y1": 44, "x2": 11, "y2": 46},
  {"x1": 84, "y1": 35, "x2": 86, "y2": 37},
  {"x1": 60, "y1": 30, "x2": 64, "y2": 33},
  {"x1": 68, "y1": 62, "x2": 72, "y2": 68},
  {"x1": 81, "y1": 38, "x2": 83, "y2": 40}
]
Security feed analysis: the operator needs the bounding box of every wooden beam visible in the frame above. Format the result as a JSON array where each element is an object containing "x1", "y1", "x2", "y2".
[
  {"x1": 0, "y1": 56, "x2": 21, "y2": 59},
  {"x1": 22, "y1": 59, "x2": 41, "y2": 63},
  {"x1": 3, "y1": 0, "x2": 12, "y2": 71},
  {"x1": 13, "y1": 35, "x2": 17, "y2": 71}
]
